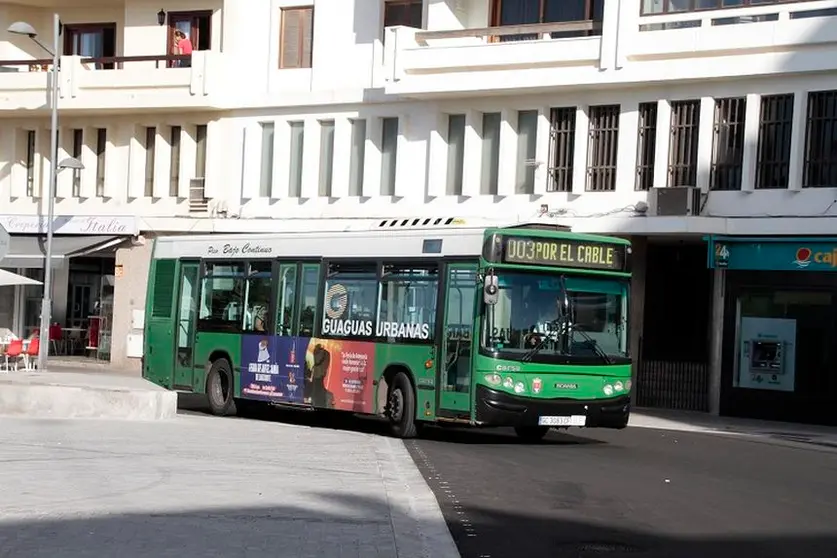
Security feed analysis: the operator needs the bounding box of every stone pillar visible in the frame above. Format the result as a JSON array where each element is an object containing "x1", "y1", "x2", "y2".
[
  {"x1": 629, "y1": 236, "x2": 648, "y2": 408},
  {"x1": 707, "y1": 267, "x2": 726, "y2": 415},
  {"x1": 109, "y1": 237, "x2": 153, "y2": 371}
]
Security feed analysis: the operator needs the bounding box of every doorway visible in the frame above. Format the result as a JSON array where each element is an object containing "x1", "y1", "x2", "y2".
[
  {"x1": 437, "y1": 263, "x2": 478, "y2": 416},
  {"x1": 167, "y1": 11, "x2": 212, "y2": 67}
]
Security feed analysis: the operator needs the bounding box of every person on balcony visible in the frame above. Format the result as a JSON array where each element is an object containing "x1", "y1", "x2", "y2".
[{"x1": 173, "y1": 30, "x2": 193, "y2": 68}]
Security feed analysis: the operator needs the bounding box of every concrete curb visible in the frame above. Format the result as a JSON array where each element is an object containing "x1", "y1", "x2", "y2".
[{"x1": 0, "y1": 374, "x2": 178, "y2": 421}]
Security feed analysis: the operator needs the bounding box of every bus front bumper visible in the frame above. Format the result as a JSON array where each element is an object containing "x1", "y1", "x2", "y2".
[{"x1": 475, "y1": 385, "x2": 630, "y2": 429}]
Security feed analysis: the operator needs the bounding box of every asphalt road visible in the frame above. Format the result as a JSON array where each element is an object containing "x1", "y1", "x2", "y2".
[{"x1": 407, "y1": 426, "x2": 837, "y2": 558}]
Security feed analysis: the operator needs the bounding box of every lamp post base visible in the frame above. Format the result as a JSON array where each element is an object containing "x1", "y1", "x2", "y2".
[{"x1": 37, "y1": 296, "x2": 51, "y2": 372}]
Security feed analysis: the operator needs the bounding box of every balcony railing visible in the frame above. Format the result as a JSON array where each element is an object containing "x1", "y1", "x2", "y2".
[
  {"x1": 414, "y1": 20, "x2": 602, "y2": 45},
  {"x1": 0, "y1": 52, "x2": 219, "y2": 111},
  {"x1": 0, "y1": 54, "x2": 194, "y2": 72}
]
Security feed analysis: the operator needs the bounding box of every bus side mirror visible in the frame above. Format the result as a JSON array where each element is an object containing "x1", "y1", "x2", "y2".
[{"x1": 483, "y1": 275, "x2": 499, "y2": 306}]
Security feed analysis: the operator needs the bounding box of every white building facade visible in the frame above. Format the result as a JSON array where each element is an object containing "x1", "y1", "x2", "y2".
[{"x1": 2, "y1": 0, "x2": 837, "y2": 424}]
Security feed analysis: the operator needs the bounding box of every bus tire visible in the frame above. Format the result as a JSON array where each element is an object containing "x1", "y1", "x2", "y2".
[
  {"x1": 514, "y1": 426, "x2": 550, "y2": 443},
  {"x1": 206, "y1": 358, "x2": 237, "y2": 417},
  {"x1": 387, "y1": 371, "x2": 417, "y2": 439}
]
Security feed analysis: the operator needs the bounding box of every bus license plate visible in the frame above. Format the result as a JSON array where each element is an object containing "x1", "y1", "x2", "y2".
[{"x1": 538, "y1": 415, "x2": 586, "y2": 427}]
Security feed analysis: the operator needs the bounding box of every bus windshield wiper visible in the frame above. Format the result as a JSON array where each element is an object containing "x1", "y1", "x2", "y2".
[
  {"x1": 521, "y1": 322, "x2": 560, "y2": 362},
  {"x1": 572, "y1": 325, "x2": 613, "y2": 365}
]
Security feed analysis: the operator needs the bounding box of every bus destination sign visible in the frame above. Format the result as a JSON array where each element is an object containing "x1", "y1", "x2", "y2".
[{"x1": 503, "y1": 236, "x2": 627, "y2": 271}]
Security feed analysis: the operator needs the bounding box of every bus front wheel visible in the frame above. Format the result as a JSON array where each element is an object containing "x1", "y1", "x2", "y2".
[
  {"x1": 206, "y1": 358, "x2": 237, "y2": 417},
  {"x1": 514, "y1": 426, "x2": 550, "y2": 443},
  {"x1": 387, "y1": 372, "x2": 417, "y2": 439}
]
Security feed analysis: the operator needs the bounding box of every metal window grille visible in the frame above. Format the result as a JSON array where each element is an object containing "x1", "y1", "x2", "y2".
[
  {"x1": 586, "y1": 104, "x2": 620, "y2": 192},
  {"x1": 667, "y1": 100, "x2": 700, "y2": 187},
  {"x1": 803, "y1": 90, "x2": 837, "y2": 188},
  {"x1": 546, "y1": 107, "x2": 576, "y2": 192},
  {"x1": 709, "y1": 97, "x2": 746, "y2": 191},
  {"x1": 755, "y1": 94, "x2": 793, "y2": 189},
  {"x1": 635, "y1": 102, "x2": 657, "y2": 191}
]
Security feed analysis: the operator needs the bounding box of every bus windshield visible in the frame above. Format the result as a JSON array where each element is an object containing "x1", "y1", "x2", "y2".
[{"x1": 480, "y1": 271, "x2": 628, "y2": 364}]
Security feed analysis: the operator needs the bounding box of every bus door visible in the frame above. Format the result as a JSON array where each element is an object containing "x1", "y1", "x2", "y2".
[
  {"x1": 437, "y1": 263, "x2": 478, "y2": 414},
  {"x1": 172, "y1": 260, "x2": 200, "y2": 390}
]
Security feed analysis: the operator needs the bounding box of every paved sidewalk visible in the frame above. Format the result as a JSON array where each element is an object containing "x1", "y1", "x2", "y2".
[
  {"x1": 0, "y1": 414, "x2": 459, "y2": 558},
  {"x1": 630, "y1": 408, "x2": 837, "y2": 447},
  {"x1": 0, "y1": 370, "x2": 175, "y2": 420}
]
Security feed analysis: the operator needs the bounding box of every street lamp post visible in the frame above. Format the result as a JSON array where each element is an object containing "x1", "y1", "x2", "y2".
[{"x1": 8, "y1": 15, "x2": 83, "y2": 372}]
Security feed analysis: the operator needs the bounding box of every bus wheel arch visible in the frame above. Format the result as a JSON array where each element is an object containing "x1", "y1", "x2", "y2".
[
  {"x1": 205, "y1": 353, "x2": 237, "y2": 417},
  {"x1": 382, "y1": 365, "x2": 419, "y2": 439}
]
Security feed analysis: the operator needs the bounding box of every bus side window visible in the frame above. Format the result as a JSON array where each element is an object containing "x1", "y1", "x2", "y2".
[
  {"x1": 298, "y1": 264, "x2": 320, "y2": 337},
  {"x1": 276, "y1": 264, "x2": 297, "y2": 336},
  {"x1": 242, "y1": 261, "x2": 272, "y2": 333}
]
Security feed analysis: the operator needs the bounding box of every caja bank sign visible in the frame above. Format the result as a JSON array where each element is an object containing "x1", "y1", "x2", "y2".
[
  {"x1": 793, "y1": 247, "x2": 837, "y2": 269},
  {"x1": 707, "y1": 236, "x2": 837, "y2": 272}
]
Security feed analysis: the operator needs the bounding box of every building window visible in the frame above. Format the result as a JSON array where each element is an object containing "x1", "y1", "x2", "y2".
[
  {"x1": 349, "y1": 119, "x2": 366, "y2": 196},
  {"x1": 63, "y1": 24, "x2": 116, "y2": 69},
  {"x1": 803, "y1": 90, "x2": 837, "y2": 189},
  {"x1": 25, "y1": 130, "x2": 36, "y2": 197},
  {"x1": 318, "y1": 120, "x2": 335, "y2": 197},
  {"x1": 144, "y1": 127, "x2": 155, "y2": 197},
  {"x1": 195, "y1": 124, "x2": 207, "y2": 177},
  {"x1": 635, "y1": 102, "x2": 657, "y2": 191},
  {"x1": 446, "y1": 114, "x2": 466, "y2": 196},
  {"x1": 709, "y1": 97, "x2": 745, "y2": 191},
  {"x1": 289, "y1": 121, "x2": 304, "y2": 197},
  {"x1": 259, "y1": 122, "x2": 274, "y2": 198},
  {"x1": 756, "y1": 94, "x2": 793, "y2": 190},
  {"x1": 169, "y1": 126, "x2": 181, "y2": 197},
  {"x1": 586, "y1": 104, "x2": 620, "y2": 192},
  {"x1": 72, "y1": 128, "x2": 83, "y2": 197},
  {"x1": 380, "y1": 117, "x2": 399, "y2": 196},
  {"x1": 280, "y1": 7, "x2": 314, "y2": 69},
  {"x1": 384, "y1": 0, "x2": 423, "y2": 28},
  {"x1": 481, "y1": 112, "x2": 500, "y2": 195},
  {"x1": 641, "y1": 0, "x2": 786, "y2": 15},
  {"x1": 491, "y1": 0, "x2": 603, "y2": 39},
  {"x1": 96, "y1": 128, "x2": 106, "y2": 197},
  {"x1": 546, "y1": 107, "x2": 576, "y2": 192},
  {"x1": 516, "y1": 110, "x2": 538, "y2": 194},
  {"x1": 667, "y1": 100, "x2": 700, "y2": 187}
]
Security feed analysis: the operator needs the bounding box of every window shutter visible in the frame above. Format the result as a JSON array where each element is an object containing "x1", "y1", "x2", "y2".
[
  {"x1": 301, "y1": 8, "x2": 313, "y2": 68},
  {"x1": 281, "y1": 10, "x2": 301, "y2": 68}
]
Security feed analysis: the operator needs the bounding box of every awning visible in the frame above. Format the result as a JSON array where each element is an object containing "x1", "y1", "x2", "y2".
[
  {"x1": 0, "y1": 269, "x2": 42, "y2": 287},
  {"x1": 0, "y1": 236, "x2": 126, "y2": 269}
]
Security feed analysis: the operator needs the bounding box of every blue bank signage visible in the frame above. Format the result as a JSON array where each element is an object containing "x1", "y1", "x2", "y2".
[{"x1": 707, "y1": 236, "x2": 837, "y2": 271}]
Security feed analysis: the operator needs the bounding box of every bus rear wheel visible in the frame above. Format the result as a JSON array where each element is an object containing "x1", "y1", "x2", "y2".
[
  {"x1": 514, "y1": 426, "x2": 550, "y2": 442},
  {"x1": 387, "y1": 372, "x2": 418, "y2": 439},
  {"x1": 206, "y1": 358, "x2": 237, "y2": 417}
]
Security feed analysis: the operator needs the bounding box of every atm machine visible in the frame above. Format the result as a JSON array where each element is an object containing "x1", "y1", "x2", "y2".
[{"x1": 737, "y1": 317, "x2": 796, "y2": 392}]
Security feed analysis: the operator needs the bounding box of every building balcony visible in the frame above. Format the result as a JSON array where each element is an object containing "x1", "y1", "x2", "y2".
[
  {"x1": 383, "y1": 0, "x2": 837, "y2": 98},
  {"x1": 633, "y1": 0, "x2": 837, "y2": 71},
  {"x1": 382, "y1": 20, "x2": 604, "y2": 97},
  {"x1": 0, "y1": 51, "x2": 224, "y2": 113}
]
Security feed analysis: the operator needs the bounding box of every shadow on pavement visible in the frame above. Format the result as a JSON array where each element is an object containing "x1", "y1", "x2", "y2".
[
  {"x1": 0, "y1": 492, "x2": 834, "y2": 558},
  {"x1": 177, "y1": 393, "x2": 603, "y2": 446}
]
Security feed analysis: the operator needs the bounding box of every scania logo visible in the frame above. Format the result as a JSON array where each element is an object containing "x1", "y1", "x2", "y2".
[{"x1": 554, "y1": 383, "x2": 578, "y2": 390}]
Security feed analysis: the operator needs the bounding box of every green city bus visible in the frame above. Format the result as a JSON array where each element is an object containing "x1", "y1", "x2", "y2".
[{"x1": 143, "y1": 223, "x2": 632, "y2": 440}]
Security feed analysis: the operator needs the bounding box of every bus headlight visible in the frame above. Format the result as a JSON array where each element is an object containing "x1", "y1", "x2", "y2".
[
  {"x1": 514, "y1": 381, "x2": 525, "y2": 394},
  {"x1": 625, "y1": 380, "x2": 632, "y2": 391},
  {"x1": 603, "y1": 384, "x2": 614, "y2": 396},
  {"x1": 503, "y1": 376, "x2": 514, "y2": 389},
  {"x1": 484, "y1": 373, "x2": 502, "y2": 386},
  {"x1": 614, "y1": 381, "x2": 624, "y2": 392}
]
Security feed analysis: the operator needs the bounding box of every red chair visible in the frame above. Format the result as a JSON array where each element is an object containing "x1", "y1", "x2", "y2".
[
  {"x1": 49, "y1": 323, "x2": 64, "y2": 355},
  {"x1": 23, "y1": 338, "x2": 39, "y2": 371},
  {"x1": 3, "y1": 339, "x2": 23, "y2": 372}
]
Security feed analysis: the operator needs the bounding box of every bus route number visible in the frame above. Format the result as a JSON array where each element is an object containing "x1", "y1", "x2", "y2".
[{"x1": 504, "y1": 237, "x2": 623, "y2": 271}]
